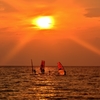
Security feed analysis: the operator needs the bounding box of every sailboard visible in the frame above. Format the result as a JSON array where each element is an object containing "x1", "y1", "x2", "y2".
[
  {"x1": 40, "y1": 60, "x2": 45, "y2": 74},
  {"x1": 57, "y1": 62, "x2": 66, "y2": 75}
]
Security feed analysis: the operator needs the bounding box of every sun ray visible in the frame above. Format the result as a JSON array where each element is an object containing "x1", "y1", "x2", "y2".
[
  {"x1": 1, "y1": 33, "x2": 35, "y2": 65},
  {"x1": 70, "y1": 36, "x2": 100, "y2": 56}
]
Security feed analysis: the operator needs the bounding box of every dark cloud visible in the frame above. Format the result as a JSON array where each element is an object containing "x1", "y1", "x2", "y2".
[
  {"x1": 24, "y1": 24, "x2": 36, "y2": 27},
  {"x1": 21, "y1": 24, "x2": 36, "y2": 29},
  {"x1": 0, "y1": 0, "x2": 17, "y2": 13},
  {"x1": 85, "y1": 7, "x2": 100, "y2": 17}
]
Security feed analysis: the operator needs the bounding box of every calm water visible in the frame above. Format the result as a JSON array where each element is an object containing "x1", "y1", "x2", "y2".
[{"x1": 0, "y1": 66, "x2": 100, "y2": 100}]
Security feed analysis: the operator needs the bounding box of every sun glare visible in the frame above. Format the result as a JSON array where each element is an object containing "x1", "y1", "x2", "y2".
[{"x1": 33, "y1": 16, "x2": 54, "y2": 29}]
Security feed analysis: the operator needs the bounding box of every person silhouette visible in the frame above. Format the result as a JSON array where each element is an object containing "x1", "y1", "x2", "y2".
[{"x1": 33, "y1": 69, "x2": 36, "y2": 74}]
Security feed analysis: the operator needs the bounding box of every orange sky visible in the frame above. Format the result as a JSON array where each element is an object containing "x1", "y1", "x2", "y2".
[{"x1": 0, "y1": 0, "x2": 100, "y2": 66}]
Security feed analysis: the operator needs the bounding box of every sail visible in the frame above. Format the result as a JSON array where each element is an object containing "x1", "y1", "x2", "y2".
[
  {"x1": 31, "y1": 59, "x2": 33, "y2": 73},
  {"x1": 40, "y1": 60, "x2": 45, "y2": 74},
  {"x1": 57, "y1": 62, "x2": 64, "y2": 70},
  {"x1": 57, "y1": 62, "x2": 66, "y2": 75},
  {"x1": 31, "y1": 59, "x2": 36, "y2": 74}
]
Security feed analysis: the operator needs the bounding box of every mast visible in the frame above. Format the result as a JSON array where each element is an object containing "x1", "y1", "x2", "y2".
[{"x1": 31, "y1": 59, "x2": 33, "y2": 73}]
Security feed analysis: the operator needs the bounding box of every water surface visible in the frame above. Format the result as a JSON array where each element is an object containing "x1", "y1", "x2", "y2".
[{"x1": 0, "y1": 66, "x2": 100, "y2": 100}]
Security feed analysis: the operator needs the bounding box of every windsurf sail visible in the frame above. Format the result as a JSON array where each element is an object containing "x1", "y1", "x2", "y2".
[
  {"x1": 40, "y1": 60, "x2": 45, "y2": 74},
  {"x1": 31, "y1": 59, "x2": 36, "y2": 74},
  {"x1": 57, "y1": 62, "x2": 66, "y2": 75},
  {"x1": 31, "y1": 59, "x2": 33, "y2": 73}
]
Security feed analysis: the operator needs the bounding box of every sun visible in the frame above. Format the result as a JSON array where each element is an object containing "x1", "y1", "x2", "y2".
[{"x1": 33, "y1": 16, "x2": 54, "y2": 29}]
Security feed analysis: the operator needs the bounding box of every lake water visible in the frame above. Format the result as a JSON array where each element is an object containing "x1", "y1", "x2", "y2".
[{"x1": 0, "y1": 66, "x2": 100, "y2": 100}]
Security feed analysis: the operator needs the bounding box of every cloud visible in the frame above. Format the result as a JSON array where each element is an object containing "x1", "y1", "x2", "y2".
[
  {"x1": 74, "y1": 0, "x2": 100, "y2": 7},
  {"x1": 84, "y1": 7, "x2": 100, "y2": 17},
  {"x1": 0, "y1": 27, "x2": 9, "y2": 33},
  {"x1": 20, "y1": 24, "x2": 36, "y2": 29},
  {"x1": 0, "y1": 27, "x2": 17, "y2": 35},
  {"x1": 23, "y1": 0, "x2": 57, "y2": 3},
  {"x1": 74, "y1": 0, "x2": 100, "y2": 17},
  {"x1": 0, "y1": 0, "x2": 17, "y2": 12}
]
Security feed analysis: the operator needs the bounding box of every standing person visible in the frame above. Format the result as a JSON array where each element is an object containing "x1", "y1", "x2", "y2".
[{"x1": 33, "y1": 69, "x2": 36, "y2": 75}]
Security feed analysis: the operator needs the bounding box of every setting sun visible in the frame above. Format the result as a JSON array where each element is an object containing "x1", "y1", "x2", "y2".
[{"x1": 33, "y1": 16, "x2": 54, "y2": 29}]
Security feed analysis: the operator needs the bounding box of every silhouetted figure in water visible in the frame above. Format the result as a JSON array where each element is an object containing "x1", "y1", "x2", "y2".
[
  {"x1": 48, "y1": 71, "x2": 51, "y2": 75},
  {"x1": 33, "y1": 69, "x2": 36, "y2": 74},
  {"x1": 64, "y1": 70, "x2": 66, "y2": 75},
  {"x1": 40, "y1": 66, "x2": 45, "y2": 74}
]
